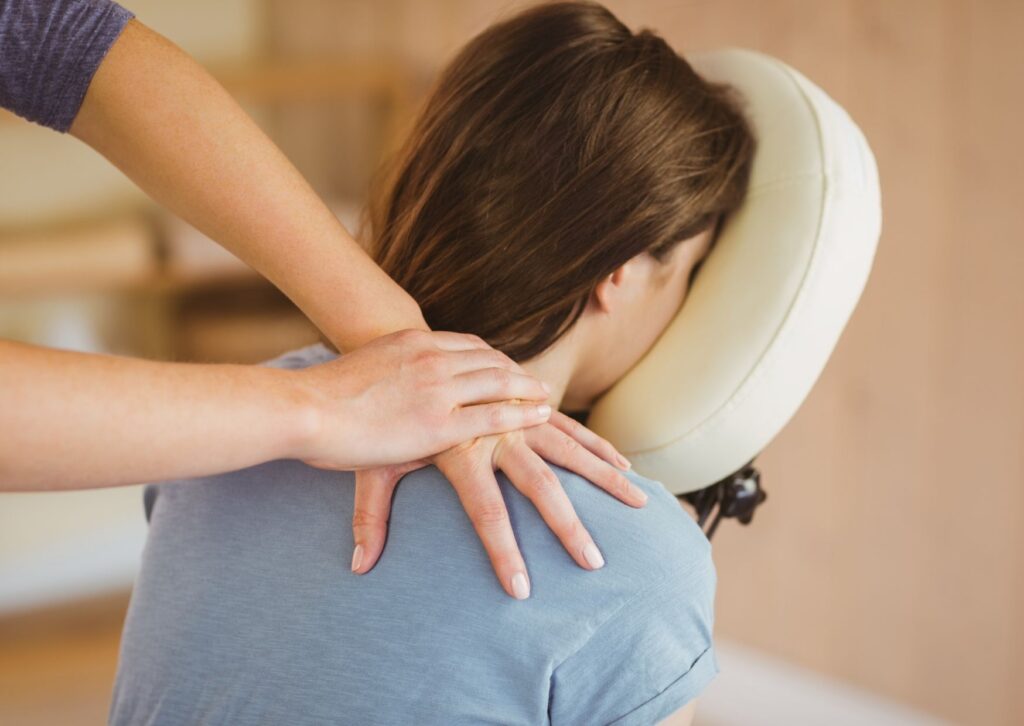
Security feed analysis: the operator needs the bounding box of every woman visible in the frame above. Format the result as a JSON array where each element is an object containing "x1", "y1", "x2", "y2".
[
  {"x1": 0, "y1": 0, "x2": 639, "y2": 597},
  {"x1": 111, "y1": 2, "x2": 754, "y2": 724}
]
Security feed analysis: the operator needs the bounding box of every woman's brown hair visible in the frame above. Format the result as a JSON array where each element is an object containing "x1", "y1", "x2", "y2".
[{"x1": 368, "y1": 1, "x2": 754, "y2": 361}]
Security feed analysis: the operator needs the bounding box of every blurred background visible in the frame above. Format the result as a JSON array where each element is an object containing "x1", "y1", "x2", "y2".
[{"x1": 1, "y1": 1, "x2": 1021, "y2": 724}]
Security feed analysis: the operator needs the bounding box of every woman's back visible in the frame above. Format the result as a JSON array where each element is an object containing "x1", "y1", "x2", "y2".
[{"x1": 110, "y1": 345, "x2": 718, "y2": 726}]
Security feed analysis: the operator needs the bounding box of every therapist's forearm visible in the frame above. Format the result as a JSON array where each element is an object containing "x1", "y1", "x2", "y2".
[
  {"x1": 0, "y1": 340, "x2": 315, "y2": 491},
  {"x1": 69, "y1": 19, "x2": 424, "y2": 351}
]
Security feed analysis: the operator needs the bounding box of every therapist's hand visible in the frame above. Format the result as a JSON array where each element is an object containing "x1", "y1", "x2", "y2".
[
  {"x1": 350, "y1": 411, "x2": 647, "y2": 599},
  {"x1": 292, "y1": 329, "x2": 552, "y2": 470}
]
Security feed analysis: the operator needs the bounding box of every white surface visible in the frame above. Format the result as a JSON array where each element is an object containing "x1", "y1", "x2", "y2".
[
  {"x1": 697, "y1": 640, "x2": 949, "y2": 726},
  {"x1": 0, "y1": 487, "x2": 147, "y2": 613}
]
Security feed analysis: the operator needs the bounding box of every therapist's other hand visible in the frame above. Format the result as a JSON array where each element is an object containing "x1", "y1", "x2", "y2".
[
  {"x1": 292, "y1": 329, "x2": 551, "y2": 470},
  {"x1": 351, "y1": 411, "x2": 647, "y2": 599}
]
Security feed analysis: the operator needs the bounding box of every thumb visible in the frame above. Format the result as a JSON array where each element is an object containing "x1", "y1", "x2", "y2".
[{"x1": 350, "y1": 462, "x2": 423, "y2": 573}]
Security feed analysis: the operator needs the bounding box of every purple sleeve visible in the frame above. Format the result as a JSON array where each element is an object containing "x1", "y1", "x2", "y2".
[{"x1": 0, "y1": 0, "x2": 134, "y2": 132}]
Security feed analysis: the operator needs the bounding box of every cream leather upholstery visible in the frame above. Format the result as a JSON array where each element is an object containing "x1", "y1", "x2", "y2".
[{"x1": 587, "y1": 49, "x2": 882, "y2": 494}]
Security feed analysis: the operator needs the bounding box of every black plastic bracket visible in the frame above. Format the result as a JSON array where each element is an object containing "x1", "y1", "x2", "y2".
[{"x1": 677, "y1": 460, "x2": 768, "y2": 539}]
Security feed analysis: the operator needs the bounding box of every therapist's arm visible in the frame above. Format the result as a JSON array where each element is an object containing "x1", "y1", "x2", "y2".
[
  {"x1": 69, "y1": 19, "x2": 421, "y2": 350},
  {"x1": 0, "y1": 332, "x2": 550, "y2": 491},
  {"x1": 13, "y1": 10, "x2": 639, "y2": 589}
]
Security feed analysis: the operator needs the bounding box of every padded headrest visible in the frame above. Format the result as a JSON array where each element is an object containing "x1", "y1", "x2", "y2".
[{"x1": 587, "y1": 49, "x2": 882, "y2": 494}]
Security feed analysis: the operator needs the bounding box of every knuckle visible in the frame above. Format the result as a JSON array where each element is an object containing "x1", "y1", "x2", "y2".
[
  {"x1": 557, "y1": 414, "x2": 581, "y2": 436},
  {"x1": 560, "y1": 435, "x2": 581, "y2": 456},
  {"x1": 471, "y1": 503, "x2": 509, "y2": 528},
  {"x1": 351, "y1": 507, "x2": 385, "y2": 530},
  {"x1": 396, "y1": 328, "x2": 424, "y2": 346},
  {"x1": 492, "y1": 367, "x2": 513, "y2": 392},
  {"x1": 527, "y1": 472, "x2": 558, "y2": 496},
  {"x1": 414, "y1": 349, "x2": 444, "y2": 372},
  {"x1": 488, "y1": 405, "x2": 508, "y2": 429},
  {"x1": 448, "y1": 436, "x2": 484, "y2": 457}
]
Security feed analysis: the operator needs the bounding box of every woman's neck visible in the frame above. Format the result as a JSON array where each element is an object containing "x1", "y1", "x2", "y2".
[{"x1": 520, "y1": 327, "x2": 595, "y2": 413}]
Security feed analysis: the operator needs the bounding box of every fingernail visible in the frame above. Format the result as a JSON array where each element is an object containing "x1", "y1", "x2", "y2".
[
  {"x1": 617, "y1": 454, "x2": 632, "y2": 469},
  {"x1": 635, "y1": 488, "x2": 648, "y2": 504},
  {"x1": 536, "y1": 404, "x2": 552, "y2": 418},
  {"x1": 351, "y1": 544, "x2": 364, "y2": 573},
  {"x1": 583, "y1": 542, "x2": 605, "y2": 569},
  {"x1": 511, "y1": 571, "x2": 530, "y2": 600}
]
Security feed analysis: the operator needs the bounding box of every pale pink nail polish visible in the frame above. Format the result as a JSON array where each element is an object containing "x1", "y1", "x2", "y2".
[
  {"x1": 351, "y1": 544, "x2": 364, "y2": 572},
  {"x1": 511, "y1": 572, "x2": 530, "y2": 599},
  {"x1": 583, "y1": 542, "x2": 605, "y2": 569}
]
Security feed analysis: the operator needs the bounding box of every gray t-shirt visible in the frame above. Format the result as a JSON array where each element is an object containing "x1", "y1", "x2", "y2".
[
  {"x1": 110, "y1": 344, "x2": 719, "y2": 725},
  {"x1": 0, "y1": 0, "x2": 134, "y2": 131}
]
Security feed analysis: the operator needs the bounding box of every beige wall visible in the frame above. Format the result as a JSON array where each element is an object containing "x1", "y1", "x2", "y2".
[
  {"x1": 0, "y1": 0, "x2": 264, "y2": 227},
  {"x1": 667, "y1": 4, "x2": 1023, "y2": 725},
  {"x1": 267, "y1": 1, "x2": 1023, "y2": 723}
]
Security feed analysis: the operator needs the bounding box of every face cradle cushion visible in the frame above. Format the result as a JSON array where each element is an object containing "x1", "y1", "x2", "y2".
[{"x1": 587, "y1": 48, "x2": 882, "y2": 495}]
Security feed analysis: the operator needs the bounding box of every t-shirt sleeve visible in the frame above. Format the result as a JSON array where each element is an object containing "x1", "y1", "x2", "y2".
[
  {"x1": 0, "y1": 0, "x2": 134, "y2": 132},
  {"x1": 548, "y1": 555, "x2": 719, "y2": 726}
]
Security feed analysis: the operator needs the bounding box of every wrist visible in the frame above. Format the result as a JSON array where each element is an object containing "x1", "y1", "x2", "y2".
[
  {"x1": 260, "y1": 366, "x2": 327, "y2": 462},
  {"x1": 321, "y1": 298, "x2": 428, "y2": 352}
]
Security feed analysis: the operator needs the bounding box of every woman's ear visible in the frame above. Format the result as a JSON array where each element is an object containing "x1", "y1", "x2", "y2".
[{"x1": 591, "y1": 264, "x2": 630, "y2": 314}]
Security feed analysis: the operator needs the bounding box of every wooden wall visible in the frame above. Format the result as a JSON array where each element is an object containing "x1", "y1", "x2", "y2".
[
  {"x1": 268, "y1": 2, "x2": 1024, "y2": 723},
  {"x1": 658, "y1": 3, "x2": 1023, "y2": 725}
]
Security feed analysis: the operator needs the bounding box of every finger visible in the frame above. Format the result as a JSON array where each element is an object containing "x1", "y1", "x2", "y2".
[
  {"x1": 495, "y1": 439, "x2": 605, "y2": 571},
  {"x1": 427, "y1": 331, "x2": 493, "y2": 352},
  {"x1": 442, "y1": 348, "x2": 526, "y2": 376},
  {"x1": 435, "y1": 453, "x2": 531, "y2": 600},
  {"x1": 351, "y1": 464, "x2": 419, "y2": 574},
  {"x1": 452, "y1": 368, "x2": 549, "y2": 405},
  {"x1": 453, "y1": 402, "x2": 552, "y2": 443},
  {"x1": 548, "y1": 411, "x2": 631, "y2": 470},
  {"x1": 526, "y1": 424, "x2": 648, "y2": 508}
]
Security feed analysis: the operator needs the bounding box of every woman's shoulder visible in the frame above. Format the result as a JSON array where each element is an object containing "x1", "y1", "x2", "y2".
[
  {"x1": 389, "y1": 460, "x2": 715, "y2": 603},
  {"x1": 516, "y1": 466, "x2": 718, "y2": 724},
  {"x1": 540, "y1": 464, "x2": 714, "y2": 587}
]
